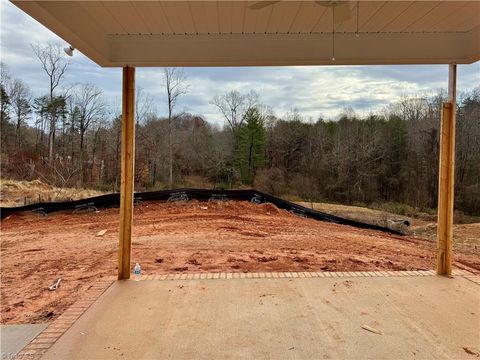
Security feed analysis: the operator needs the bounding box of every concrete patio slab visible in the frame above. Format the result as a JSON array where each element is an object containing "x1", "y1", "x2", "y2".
[
  {"x1": 1, "y1": 323, "x2": 47, "y2": 358},
  {"x1": 40, "y1": 275, "x2": 479, "y2": 360}
]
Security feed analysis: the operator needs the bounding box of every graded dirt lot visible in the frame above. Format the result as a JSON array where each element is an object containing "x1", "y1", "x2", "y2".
[
  {"x1": 296, "y1": 201, "x2": 480, "y2": 253},
  {"x1": 1, "y1": 200, "x2": 479, "y2": 324}
]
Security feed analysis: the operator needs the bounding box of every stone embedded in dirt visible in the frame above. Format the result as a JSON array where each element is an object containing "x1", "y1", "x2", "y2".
[
  {"x1": 293, "y1": 256, "x2": 309, "y2": 263},
  {"x1": 249, "y1": 255, "x2": 278, "y2": 263},
  {"x1": 43, "y1": 311, "x2": 54, "y2": 319},
  {"x1": 187, "y1": 259, "x2": 201, "y2": 266},
  {"x1": 172, "y1": 266, "x2": 188, "y2": 272},
  {"x1": 155, "y1": 258, "x2": 163, "y2": 263},
  {"x1": 96, "y1": 229, "x2": 108, "y2": 237}
]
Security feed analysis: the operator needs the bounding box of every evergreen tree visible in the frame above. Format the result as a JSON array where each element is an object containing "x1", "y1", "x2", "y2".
[{"x1": 236, "y1": 107, "x2": 266, "y2": 183}]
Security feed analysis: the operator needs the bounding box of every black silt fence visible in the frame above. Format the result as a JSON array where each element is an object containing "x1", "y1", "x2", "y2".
[{"x1": 0, "y1": 188, "x2": 402, "y2": 235}]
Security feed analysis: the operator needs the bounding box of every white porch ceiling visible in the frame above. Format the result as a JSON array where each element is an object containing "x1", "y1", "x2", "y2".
[{"x1": 12, "y1": 1, "x2": 480, "y2": 67}]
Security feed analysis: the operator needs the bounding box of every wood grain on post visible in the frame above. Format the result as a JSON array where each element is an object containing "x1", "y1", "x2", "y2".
[
  {"x1": 436, "y1": 101, "x2": 455, "y2": 275},
  {"x1": 118, "y1": 66, "x2": 135, "y2": 280}
]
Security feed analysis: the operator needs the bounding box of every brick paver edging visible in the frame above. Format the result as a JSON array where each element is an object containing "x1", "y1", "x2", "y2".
[
  {"x1": 15, "y1": 278, "x2": 115, "y2": 360},
  {"x1": 139, "y1": 269, "x2": 473, "y2": 281}
]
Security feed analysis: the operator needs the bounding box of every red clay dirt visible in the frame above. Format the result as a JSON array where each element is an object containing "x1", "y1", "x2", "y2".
[{"x1": 1, "y1": 200, "x2": 479, "y2": 324}]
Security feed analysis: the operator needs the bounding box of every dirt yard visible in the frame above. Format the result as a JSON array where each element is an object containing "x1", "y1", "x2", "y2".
[
  {"x1": 296, "y1": 201, "x2": 480, "y2": 253},
  {"x1": 1, "y1": 200, "x2": 479, "y2": 324}
]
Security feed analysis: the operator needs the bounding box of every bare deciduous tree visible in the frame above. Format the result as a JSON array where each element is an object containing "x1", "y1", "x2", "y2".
[
  {"x1": 136, "y1": 86, "x2": 155, "y2": 127},
  {"x1": 73, "y1": 83, "x2": 105, "y2": 186},
  {"x1": 210, "y1": 90, "x2": 260, "y2": 132},
  {"x1": 164, "y1": 67, "x2": 189, "y2": 188},
  {"x1": 9, "y1": 78, "x2": 31, "y2": 147},
  {"x1": 31, "y1": 42, "x2": 69, "y2": 162}
]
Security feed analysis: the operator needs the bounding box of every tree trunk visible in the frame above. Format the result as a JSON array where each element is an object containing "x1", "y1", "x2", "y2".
[
  {"x1": 168, "y1": 101, "x2": 173, "y2": 188},
  {"x1": 15, "y1": 114, "x2": 21, "y2": 148},
  {"x1": 48, "y1": 122, "x2": 55, "y2": 162},
  {"x1": 79, "y1": 129, "x2": 85, "y2": 187},
  {"x1": 168, "y1": 122, "x2": 173, "y2": 188}
]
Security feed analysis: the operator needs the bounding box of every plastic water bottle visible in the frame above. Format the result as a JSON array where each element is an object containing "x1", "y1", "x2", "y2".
[{"x1": 134, "y1": 263, "x2": 141, "y2": 281}]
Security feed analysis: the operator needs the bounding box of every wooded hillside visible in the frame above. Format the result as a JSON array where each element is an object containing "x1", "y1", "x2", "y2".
[{"x1": 1, "y1": 46, "x2": 479, "y2": 215}]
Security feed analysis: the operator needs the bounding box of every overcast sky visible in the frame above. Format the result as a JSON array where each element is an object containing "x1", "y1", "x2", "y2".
[{"x1": 1, "y1": 1, "x2": 479, "y2": 125}]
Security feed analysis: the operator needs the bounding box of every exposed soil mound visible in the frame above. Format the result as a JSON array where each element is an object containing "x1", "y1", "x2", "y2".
[{"x1": 257, "y1": 202, "x2": 282, "y2": 214}]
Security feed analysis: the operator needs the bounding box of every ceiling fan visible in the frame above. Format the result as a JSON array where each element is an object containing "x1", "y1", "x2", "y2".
[
  {"x1": 249, "y1": 1, "x2": 353, "y2": 24},
  {"x1": 248, "y1": 1, "x2": 359, "y2": 61}
]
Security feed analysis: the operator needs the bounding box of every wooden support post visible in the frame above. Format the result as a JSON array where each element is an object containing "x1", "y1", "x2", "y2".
[
  {"x1": 118, "y1": 66, "x2": 135, "y2": 280},
  {"x1": 436, "y1": 64, "x2": 456, "y2": 276}
]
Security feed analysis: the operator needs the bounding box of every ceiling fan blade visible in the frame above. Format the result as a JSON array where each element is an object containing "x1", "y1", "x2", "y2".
[
  {"x1": 248, "y1": 1, "x2": 281, "y2": 10},
  {"x1": 315, "y1": 1, "x2": 352, "y2": 24},
  {"x1": 333, "y1": 3, "x2": 352, "y2": 24}
]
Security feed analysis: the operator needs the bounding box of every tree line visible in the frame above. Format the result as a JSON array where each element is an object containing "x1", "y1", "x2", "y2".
[{"x1": 1, "y1": 43, "x2": 479, "y2": 215}]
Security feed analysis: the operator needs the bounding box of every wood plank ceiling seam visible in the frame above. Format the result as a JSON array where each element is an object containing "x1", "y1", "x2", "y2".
[
  {"x1": 426, "y1": 2, "x2": 469, "y2": 32},
  {"x1": 252, "y1": 4, "x2": 273, "y2": 33},
  {"x1": 78, "y1": 2, "x2": 122, "y2": 35},
  {"x1": 187, "y1": 1, "x2": 198, "y2": 34},
  {"x1": 287, "y1": 1, "x2": 304, "y2": 34},
  {"x1": 360, "y1": 1, "x2": 387, "y2": 31},
  {"x1": 429, "y1": 2, "x2": 479, "y2": 33},
  {"x1": 157, "y1": 1, "x2": 175, "y2": 35},
  {"x1": 242, "y1": 1, "x2": 247, "y2": 34},
  {"x1": 384, "y1": 1, "x2": 440, "y2": 32},
  {"x1": 360, "y1": 2, "x2": 410, "y2": 32},
  {"x1": 100, "y1": 1, "x2": 127, "y2": 35},
  {"x1": 234, "y1": 2, "x2": 247, "y2": 34},
  {"x1": 264, "y1": 4, "x2": 275, "y2": 34},
  {"x1": 131, "y1": 1, "x2": 152, "y2": 34},
  {"x1": 378, "y1": 1, "x2": 414, "y2": 33},
  {"x1": 310, "y1": 6, "x2": 329, "y2": 33},
  {"x1": 131, "y1": 1, "x2": 172, "y2": 35},
  {"x1": 400, "y1": 1, "x2": 442, "y2": 32},
  {"x1": 396, "y1": 1, "x2": 448, "y2": 31},
  {"x1": 169, "y1": 2, "x2": 197, "y2": 34},
  {"x1": 189, "y1": 1, "x2": 217, "y2": 35},
  {"x1": 216, "y1": 1, "x2": 221, "y2": 33},
  {"x1": 103, "y1": 2, "x2": 150, "y2": 35},
  {"x1": 402, "y1": 1, "x2": 443, "y2": 32}
]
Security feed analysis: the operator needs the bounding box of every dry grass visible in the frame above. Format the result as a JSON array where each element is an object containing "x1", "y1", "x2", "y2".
[
  {"x1": 296, "y1": 201, "x2": 479, "y2": 254},
  {"x1": 0, "y1": 179, "x2": 105, "y2": 207},
  {"x1": 296, "y1": 201, "x2": 399, "y2": 225}
]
